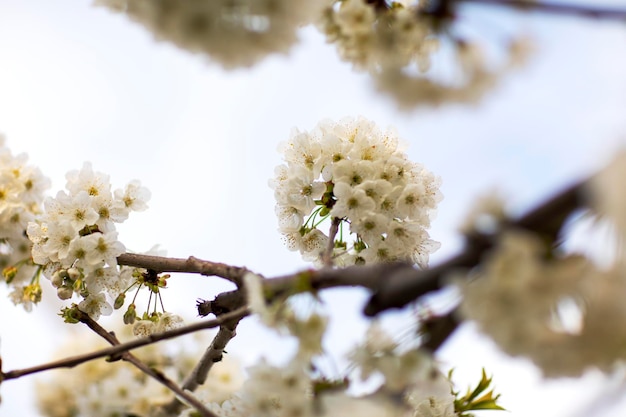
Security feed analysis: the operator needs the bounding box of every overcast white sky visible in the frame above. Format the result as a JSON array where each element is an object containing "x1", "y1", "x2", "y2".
[{"x1": 1, "y1": 0, "x2": 626, "y2": 416}]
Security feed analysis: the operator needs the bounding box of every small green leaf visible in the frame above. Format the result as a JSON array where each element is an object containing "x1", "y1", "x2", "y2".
[{"x1": 454, "y1": 368, "x2": 506, "y2": 415}]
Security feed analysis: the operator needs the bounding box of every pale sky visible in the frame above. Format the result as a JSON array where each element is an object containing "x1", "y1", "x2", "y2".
[{"x1": 1, "y1": 0, "x2": 626, "y2": 416}]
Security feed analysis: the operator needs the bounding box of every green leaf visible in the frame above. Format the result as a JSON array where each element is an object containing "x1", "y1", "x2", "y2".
[{"x1": 454, "y1": 368, "x2": 506, "y2": 415}]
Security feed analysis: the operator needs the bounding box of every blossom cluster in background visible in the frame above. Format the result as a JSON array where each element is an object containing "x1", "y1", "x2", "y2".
[
  {"x1": 320, "y1": 0, "x2": 531, "y2": 107},
  {"x1": 0, "y1": 134, "x2": 50, "y2": 310},
  {"x1": 192, "y1": 273, "x2": 462, "y2": 417},
  {"x1": 270, "y1": 116, "x2": 442, "y2": 267},
  {"x1": 92, "y1": 0, "x2": 530, "y2": 108},
  {"x1": 37, "y1": 330, "x2": 244, "y2": 417},
  {"x1": 35, "y1": 272, "x2": 476, "y2": 417},
  {"x1": 319, "y1": 0, "x2": 437, "y2": 72},
  {"x1": 94, "y1": 0, "x2": 326, "y2": 68},
  {"x1": 458, "y1": 152, "x2": 626, "y2": 377}
]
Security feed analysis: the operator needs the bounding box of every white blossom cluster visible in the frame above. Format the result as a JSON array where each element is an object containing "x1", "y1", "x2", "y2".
[
  {"x1": 198, "y1": 358, "x2": 455, "y2": 417},
  {"x1": 37, "y1": 330, "x2": 244, "y2": 417},
  {"x1": 27, "y1": 162, "x2": 150, "y2": 320},
  {"x1": 319, "y1": 0, "x2": 437, "y2": 72},
  {"x1": 459, "y1": 231, "x2": 591, "y2": 377},
  {"x1": 349, "y1": 323, "x2": 457, "y2": 417},
  {"x1": 270, "y1": 117, "x2": 442, "y2": 267},
  {"x1": 197, "y1": 359, "x2": 313, "y2": 417},
  {"x1": 193, "y1": 274, "x2": 460, "y2": 417},
  {"x1": 457, "y1": 152, "x2": 626, "y2": 377},
  {"x1": 319, "y1": 0, "x2": 531, "y2": 108},
  {"x1": 0, "y1": 135, "x2": 51, "y2": 310},
  {"x1": 94, "y1": 0, "x2": 326, "y2": 68}
]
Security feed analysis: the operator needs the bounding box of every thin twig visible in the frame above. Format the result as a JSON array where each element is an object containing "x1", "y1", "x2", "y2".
[
  {"x1": 322, "y1": 217, "x2": 342, "y2": 267},
  {"x1": 1, "y1": 307, "x2": 250, "y2": 382},
  {"x1": 76, "y1": 310, "x2": 216, "y2": 417},
  {"x1": 159, "y1": 318, "x2": 242, "y2": 416},
  {"x1": 456, "y1": 0, "x2": 626, "y2": 21},
  {"x1": 117, "y1": 253, "x2": 248, "y2": 286},
  {"x1": 128, "y1": 356, "x2": 215, "y2": 417}
]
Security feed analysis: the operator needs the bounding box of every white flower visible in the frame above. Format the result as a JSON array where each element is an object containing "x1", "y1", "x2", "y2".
[
  {"x1": 201, "y1": 355, "x2": 245, "y2": 403},
  {"x1": 350, "y1": 213, "x2": 390, "y2": 243},
  {"x1": 42, "y1": 222, "x2": 76, "y2": 262},
  {"x1": 66, "y1": 162, "x2": 111, "y2": 198},
  {"x1": 396, "y1": 183, "x2": 427, "y2": 220},
  {"x1": 329, "y1": 181, "x2": 376, "y2": 220},
  {"x1": 84, "y1": 231, "x2": 126, "y2": 267},
  {"x1": 156, "y1": 312, "x2": 184, "y2": 333},
  {"x1": 79, "y1": 293, "x2": 113, "y2": 321},
  {"x1": 64, "y1": 191, "x2": 100, "y2": 232},
  {"x1": 279, "y1": 128, "x2": 324, "y2": 176},
  {"x1": 407, "y1": 370, "x2": 456, "y2": 417},
  {"x1": 360, "y1": 239, "x2": 396, "y2": 264},
  {"x1": 331, "y1": 159, "x2": 379, "y2": 186},
  {"x1": 333, "y1": 0, "x2": 375, "y2": 37},
  {"x1": 354, "y1": 179, "x2": 393, "y2": 206},
  {"x1": 275, "y1": 205, "x2": 304, "y2": 233},
  {"x1": 85, "y1": 266, "x2": 121, "y2": 294},
  {"x1": 114, "y1": 179, "x2": 150, "y2": 212},
  {"x1": 239, "y1": 359, "x2": 311, "y2": 417},
  {"x1": 66, "y1": 235, "x2": 97, "y2": 268},
  {"x1": 15, "y1": 165, "x2": 50, "y2": 205},
  {"x1": 300, "y1": 228, "x2": 329, "y2": 263},
  {"x1": 133, "y1": 319, "x2": 157, "y2": 337},
  {"x1": 92, "y1": 194, "x2": 128, "y2": 231},
  {"x1": 289, "y1": 312, "x2": 328, "y2": 359},
  {"x1": 276, "y1": 168, "x2": 325, "y2": 213}
]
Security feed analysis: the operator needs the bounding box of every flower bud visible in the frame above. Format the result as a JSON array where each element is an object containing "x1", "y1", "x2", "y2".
[
  {"x1": 67, "y1": 267, "x2": 81, "y2": 281},
  {"x1": 114, "y1": 293, "x2": 125, "y2": 310},
  {"x1": 124, "y1": 304, "x2": 136, "y2": 325},
  {"x1": 57, "y1": 286, "x2": 74, "y2": 300},
  {"x1": 51, "y1": 271, "x2": 64, "y2": 288}
]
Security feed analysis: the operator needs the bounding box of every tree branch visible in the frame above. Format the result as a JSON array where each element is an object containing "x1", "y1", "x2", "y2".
[
  {"x1": 159, "y1": 318, "x2": 242, "y2": 416},
  {"x1": 76, "y1": 309, "x2": 217, "y2": 417},
  {"x1": 117, "y1": 253, "x2": 248, "y2": 286},
  {"x1": 363, "y1": 179, "x2": 586, "y2": 317},
  {"x1": 456, "y1": 0, "x2": 626, "y2": 21},
  {"x1": 1, "y1": 306, "x2": 249, "y2": 382}
]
